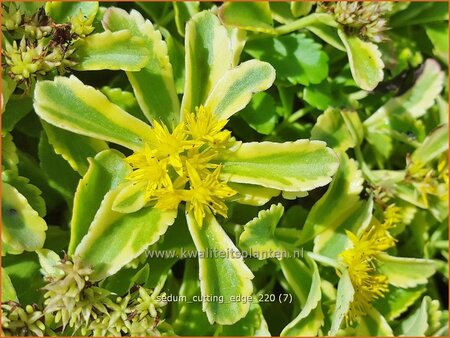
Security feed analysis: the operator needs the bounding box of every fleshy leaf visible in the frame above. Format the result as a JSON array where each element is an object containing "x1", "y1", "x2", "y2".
[
  {"x1": 219, "y1": 140, "x2": 338, "y2": 192},
  {"x1": 173, "y1": 2, "x2": 199, "y2": 36},
  {"x1": 218, "y1": 303, "x2": 270, "y2": 336},
  {"x1": 3, "y1": 174, "x2": 46, "y2": 217},
  {"x1": 291, "y1": 1, "x2": 313, "y2": 17},
  {"x1": 281, "y1": 258, "x2": 323, "y2": 336},
  {"x1": 219, "y1": 2, "x2": 274, "y2": 33},
  {"x1": 36, "y1": 248, "x2": 65, "y2": 279},
  {"x1": 205, "y1": 60, "x2": 275, "y2": 120},
  {"x1": 347, "y1": 308, "x2": 393, "y2": 336},
  {"x1": 411, "y1": 124, "x2": 448, "y2": 165},
  {"x1": 399, "y1": 296, "x2": 430, "y2": 336},
  {"x1": 42, "y1": 121, "x2": 108, "y2": 175},
  {"x1": 229, "y1": 182, "x2": 280, "y2": 206},
  {"x1": 2, "y1": 183, "x2": 47, "y2": 255},
  {"x1": 245, "y1": 33, "x2": 329, "y2": 86},
  {"x1": 45, "y1": 1, "x2": 98, "y2": 23},
  {"x1": 1, "y1": 268, "x2": 18, "y2": 302},
  {"x1": 2, "y1": 132, "x2": 19, "y2": 174},
  {"x1": 328, "y1": 269, "x2": 354, "y2": 336},
  {"x1": 376, "y1": 253, "x2": 436, "y2": 288},
  {"x1": 239, "y1": 204, "x2": 299, "y2": 258},
  {"x1": 301, "y1": 152, "x2": 365, "y2": 247},
  {"x1": 75, "y1": 189, "x2": 176, "y2": 281},
  {"x1": 338, "y1": 29, "x2": 384, "y2": 91},
  {"x1": 311, "y1": 108, "x2": 364, "y2": 151},
  {"x1": 34, "y1": 75, "x2": 154, "y2": 151},
  {"x1": 68, "y1": 150, "x2": 131, "y2": 255},
  {"x1": 72, "y1": 30, "x2": 150, "y2": 71},
  {"x1": 112, "y1": 181, "x2": 147, "y2": 213},
  {"x1": 364, "y1": 59, "x2": 444, "y2": 143},
  {"x1": 181, "y1": 11, "x2": 232, "y2": 114},
  {"x1": 1, "y1": 74, "x2": 16, "y2": 113},
  {"x1": 375, "y1": 285, "x2": 426, "y2": 321},
  {"x1": 102, "y1": 8, "x2": 180, "y2": 129},
  {"x1": 186, "y1": 211, "x2": 254, "y2": 325},
  {"x1": 239, "y1": 91, "x2": 278, "y2": 136}
]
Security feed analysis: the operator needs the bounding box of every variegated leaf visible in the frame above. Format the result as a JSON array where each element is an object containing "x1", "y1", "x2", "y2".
[
  {"x1": 219, "y1": 140, "x2": 338, "y2": 192},
  {"x1": 102, "y1": 8, "x2": 180, "y2": 129},
  {"x1": 34, "y1": 76, "x2": 154, "y2": 151},
  {"x1": 186, "y1": 211, "x2": 254, "y2": 325},
  {"x1": 205, "y1": 60, "x2": 276, "y2": 120}
]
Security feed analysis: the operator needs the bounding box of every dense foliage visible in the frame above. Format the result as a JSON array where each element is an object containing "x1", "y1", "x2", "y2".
[{"x1": 1, "y1": 1, "x2": 448, "y2": 336}]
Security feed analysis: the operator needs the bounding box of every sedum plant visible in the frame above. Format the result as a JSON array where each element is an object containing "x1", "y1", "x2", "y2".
[
  {"x1": 1, "y1": 1, "x2": 448, "y2": 337},
  {"x1": 33, "y1": 8, "x2": 338, "y2": 325}
]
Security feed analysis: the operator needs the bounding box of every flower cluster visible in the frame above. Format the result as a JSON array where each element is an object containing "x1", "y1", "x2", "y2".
[
  {"x1": 1, "y1": 3, "x2": 93, "y2": 87},
  {"x1": 126, "y1": 105, "x2": 236, "y2": 226},
  {"x1": 340, "y1": 204, "x2": 401, "y2": 325},
  {"x1": 1, "y1": 302, "x2": 46, "y2": 336},
  {"x1": 405, "y1": 155, "x2": 448, "y2": 207},
  {"x1": 320, "y1": 1, "x2": 393, "y2": 43},
  {"x1": 42, "y1": 257, "x2": 167, "y2": 336}
]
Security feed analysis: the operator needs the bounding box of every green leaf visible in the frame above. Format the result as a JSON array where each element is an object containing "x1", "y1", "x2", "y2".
[
  {"x1": 181, "y1": 11, "x2": 232, "y2": 114},
  {"x1": 218, "y1": 303, "x2": 270, "y2": 336},
  {"x1": 229, "y1": 183, "x2": 280, "y2": 206},
  {"x1": 281, "y1": 258, "x2": 323, "y2": 336},
  {"x1": 3, "y1": 174, "x2": 46, "y2": 217},
  {"x1": 306, "y1": 21, "x2": 345, "y2": 51},
  {"x1": 376, "y1": 253, "x2": 436, "y2": 288},
  {"x1": 42, "y1": 121, "x2": 108, "y2": 175},
  {"x1": 220, "y1": 140, "x2": 338, "y2": 192},
  {"x1": 68, "y1": 150, "x2": 130, "y2": 255},
  {"x1": 375, "y1": 285, "x2": 426, "y2": 321},
  {"x1": 349, "y1": 308, "x2": 393, "y2": 336},
  {"x1": 246, "y1": 33, "x2": 329, "y2": 86},
  {"x1": 328, "y1": 269, "x2": 354, "y2": 336},
  {"x1": 291, "y1": 2, "x2": 313, "y2": 17},
  {"x1": 303, "y1": 79, "x2": 349, "y2": 110},
  {"x1": 338, "y1": 29, "x2": 384, "y2": 91},
  {"x1": 390, "y1": 2, "x2": 448, "y2": 27},
  {"x1": 34, "y1": 75, "x2": 154, "y2": 151},
  {"x1": 2, "y1": 94, "x2": 33, "y2": 132},
  {"x1": 173, "y1": 2, "x2": 199, "y2": 36},
  {"x1": 426, "y1": 22, "x2": 449, "y2": 65},
  {"x1": 72, "y1": 30, "x2": 150, "y2": 71},
  {"x1": 411, "y1": 124, "x2": 448, "y2": 165},
  {"x1": 75, "y1": 188, "x2": 176, "y2": 281},
  {"x1": 300, "y1": 152, "x2": 362, "y2": 241},
  {"x1": 399, "y1": 296, "x2": 430, "y2": 336},
  {"x1": 311, "y1": 108, "x2": 364, "y2": 151},
  {"x1": 102, "y1": 8, "x2": 180, "y2": 129},
  {"x1": 2, "y1": 253, "x2": 43, "y2": 305},
  {"x1": 186, "y1": 211, "x2": 254, "y2": 325},
  {"x1": 239, "y1": 204, "x2": 292, "y2": 258},
  {"x1": 36, "y1": 249, "x2": 64, "y2": 279},
  {"x1": 2, "y1": 132, "x2": 18, "y2": 174},
  {"x1": 205, "y1": 60, "x2": 276, "y2": 120},
  {"x1": 45, "y1": 1, "x2": 98, "y2": 23},
  {"x1": 2, "y1": 183, "x2": 47, "y2": 255},
  {"x1": 112, "y1": 181, "x2": 146, "y2": 213},
  {"x1": 219, "y1": 2, "x2": 274, "y2": 33},
  {"x1": 1, "y1": 268, "x2": 18, "y2": 302},
  {"x1": 365, "y1": 59, "x2": 444, "y2": 131},
  {"x1": 1, "y1": 74, "x2": 16, "y2": 113},
  {"x1": 38, "y1": 132, "x2": 79, "y2": 205}
]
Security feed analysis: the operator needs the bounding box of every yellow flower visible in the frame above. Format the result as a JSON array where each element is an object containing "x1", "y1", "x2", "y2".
[
  {"x1": 125, "y1": 144, "x2": 172, "y2": 201},
  {"x1": 125, "y1": 105, "x2": 236, "y2": 225},
  {"x1": 340, "y1": 204, "x2": 399, "y2": 325},
  {"x1": 184, "y1": 105, "x2": 231, "y2": 148},
  {"x1": 184, "y1": 161, "x2": 236, "y2": 226}
]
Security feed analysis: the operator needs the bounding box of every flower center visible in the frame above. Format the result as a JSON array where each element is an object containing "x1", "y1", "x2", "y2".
[{"x1": 126, "y1": 105, "x2": 236, "y2": 226}]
